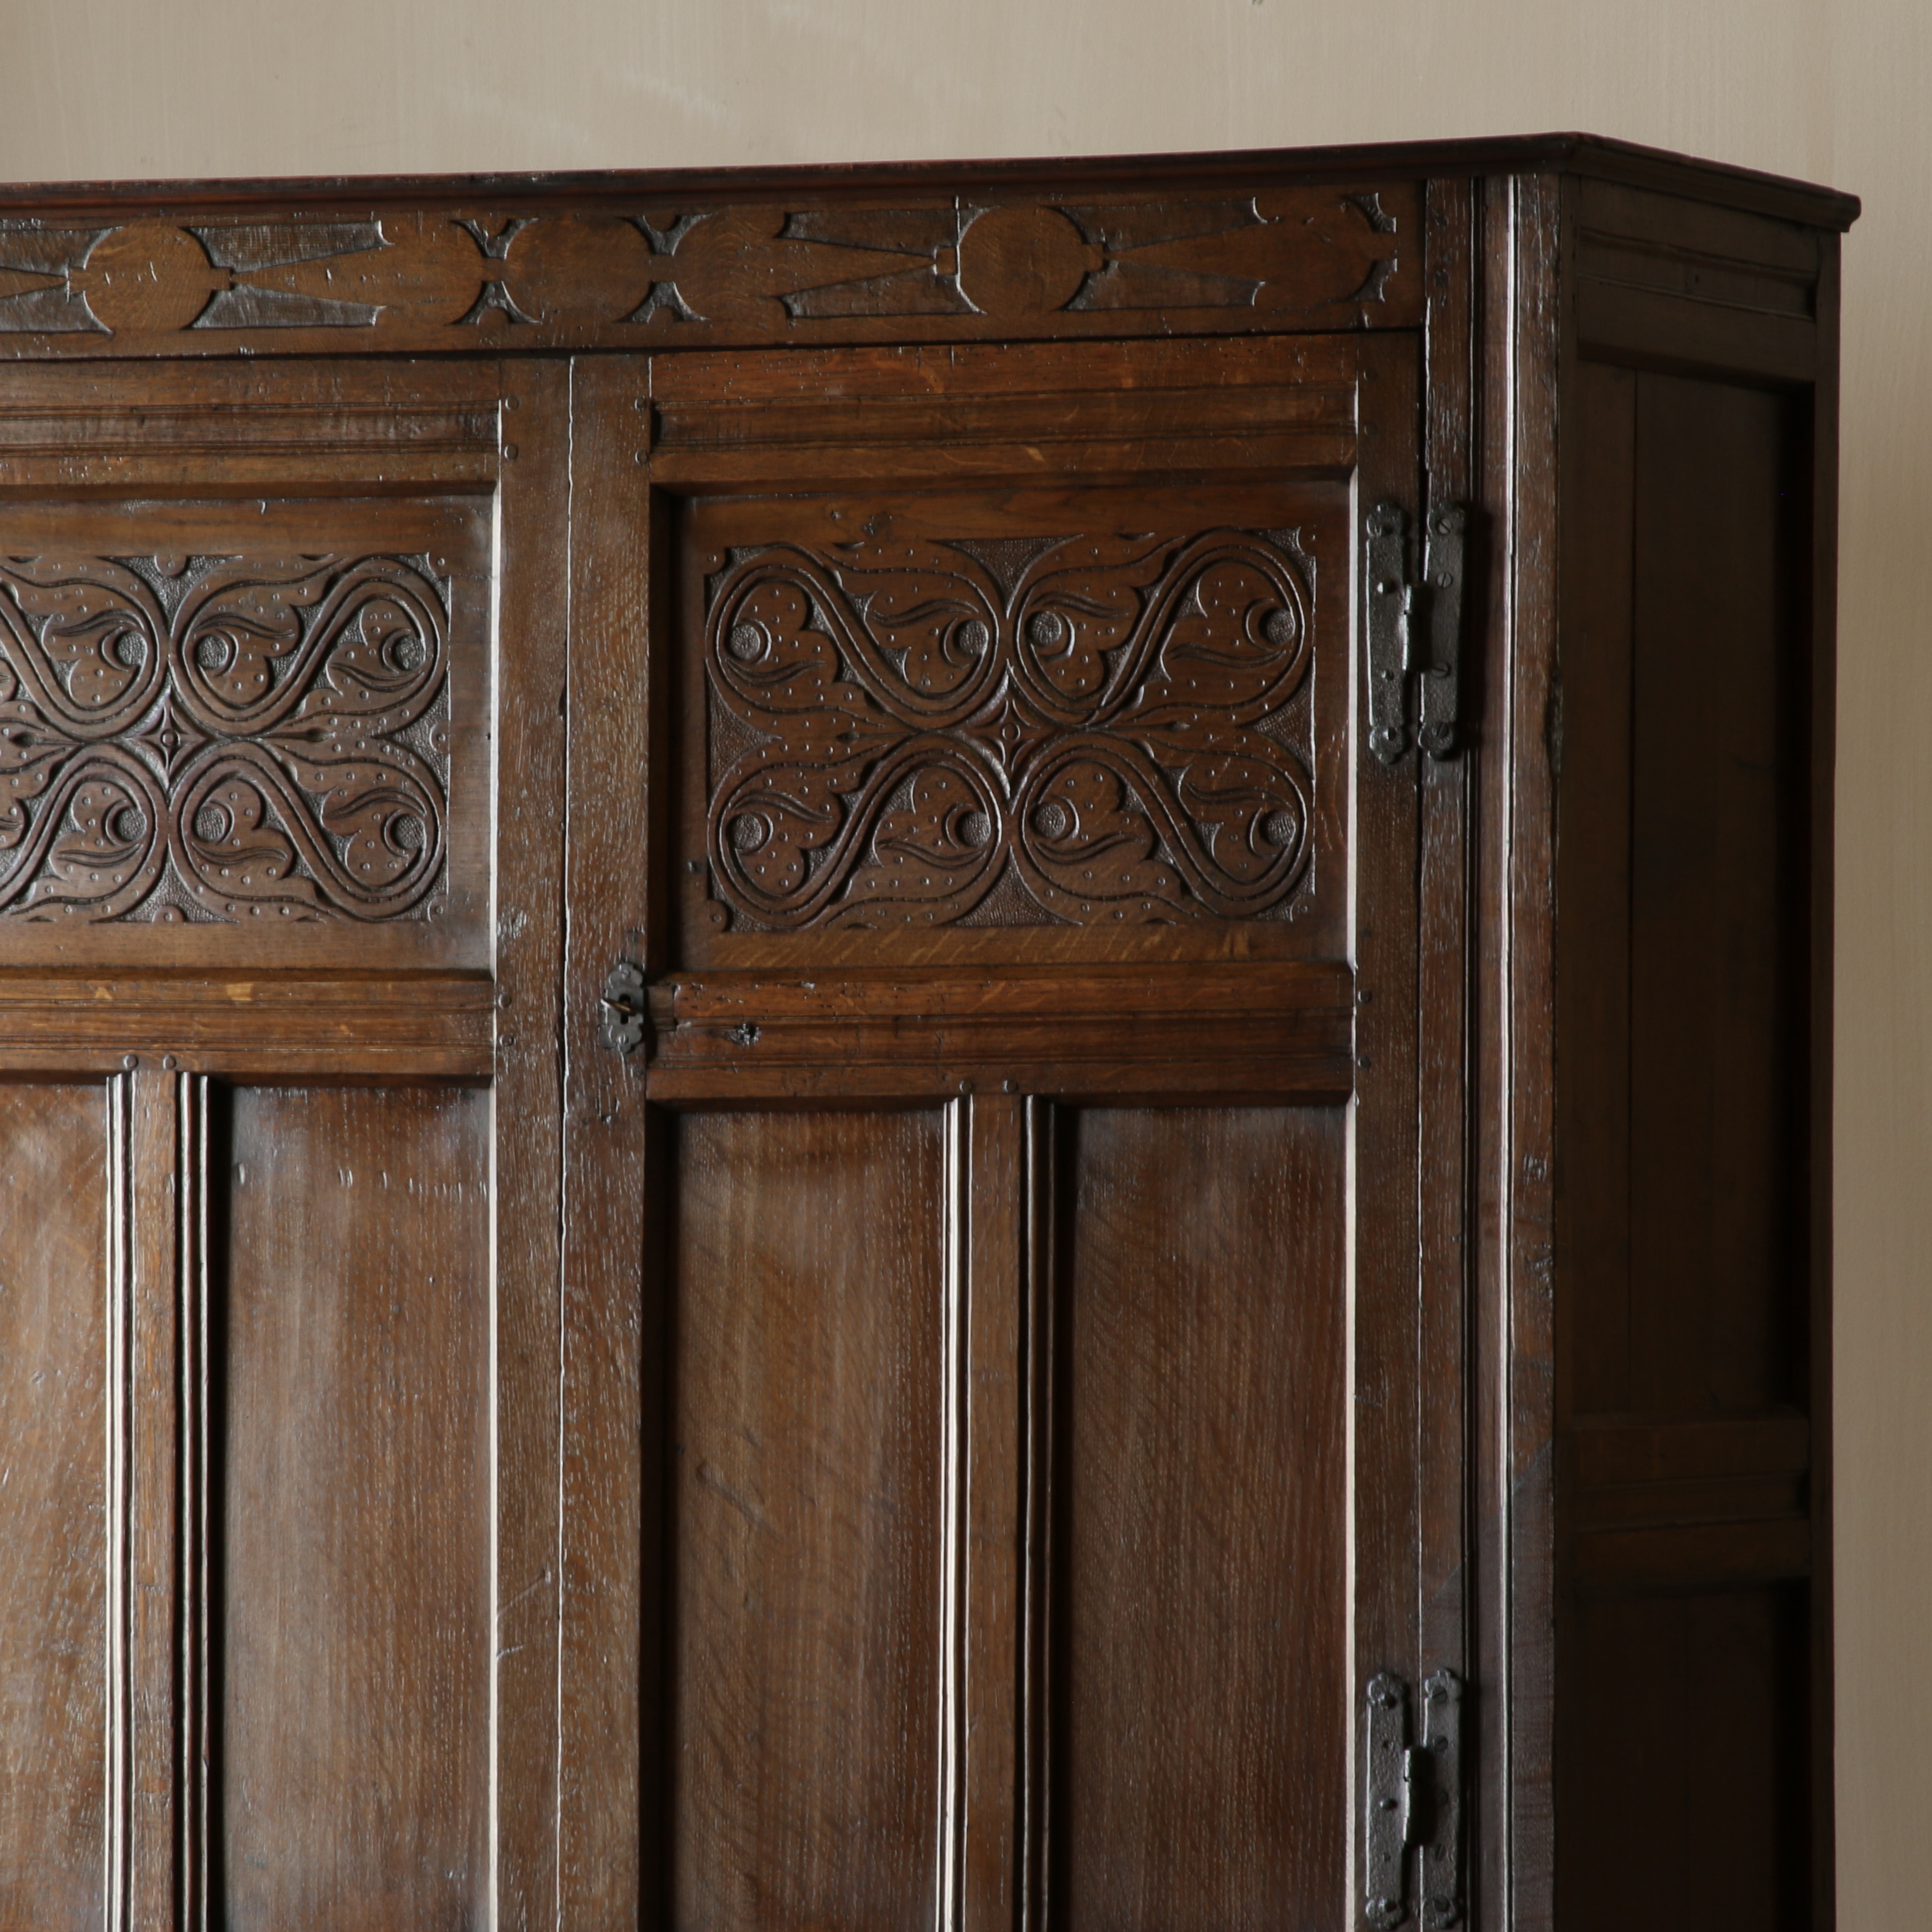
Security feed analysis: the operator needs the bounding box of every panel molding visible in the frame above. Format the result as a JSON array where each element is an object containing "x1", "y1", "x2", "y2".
[
  {"x1": 106, "y1": 1067, "x2": 209, "y2": 1932},
  {"x1": 643, "y1": 962, "x2": 1355, "y2": 1104},
  {"x1": 0, "y1": 974, "x2": 494, "y2": 1078}
]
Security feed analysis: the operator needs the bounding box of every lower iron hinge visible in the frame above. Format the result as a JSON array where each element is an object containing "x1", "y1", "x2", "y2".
[
  {"x1": 1364, "y1": 501, "x2": 1468, "y2": 764},
  {"x1": 1364, "y1": 1668, "x2": 1464, "y2": 1928}
]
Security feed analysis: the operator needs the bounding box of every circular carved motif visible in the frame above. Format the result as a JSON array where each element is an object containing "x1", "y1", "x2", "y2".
[
  {"x1": 956, "y1": 207, "x2": 1101, "y2": 319},
  {"x1": 502, "y1": 213, "x2": 657, "y2": 323},
  {"x1": 75, "y1": 224, "x2": 221, "y2": 334}
]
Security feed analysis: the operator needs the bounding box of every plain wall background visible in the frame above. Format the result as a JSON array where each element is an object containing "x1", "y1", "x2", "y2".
[{"x1": 0, "y1": 1, "x2": 1917, "y2": 1918}]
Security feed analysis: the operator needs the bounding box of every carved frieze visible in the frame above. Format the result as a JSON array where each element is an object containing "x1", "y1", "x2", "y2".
[
  {"x1": 699, "y1": 530, "x2": 1315, "y2": 931},
  {"x1": 0, "y1": 184, "x2": 1413, "y2": 348},
  {"x1": 0, "y1": 554, "x2": 449, "y2": 922}
]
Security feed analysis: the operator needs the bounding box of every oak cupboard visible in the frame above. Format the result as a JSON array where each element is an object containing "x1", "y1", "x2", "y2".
[{"x1": 0, "y1": 134, "x2": 1850, "y2": 1930}]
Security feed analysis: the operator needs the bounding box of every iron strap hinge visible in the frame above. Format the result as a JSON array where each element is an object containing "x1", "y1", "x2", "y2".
[
  {"x1": 1364, "y1": 501, "x2": 1468, "y2": 764},
  {"x1": 1365, "y1": 1668, "x2": 1465, "y2": 1929},
  {"x1": 599, "y1": 959, "x2": 648, "y2": 1056}
]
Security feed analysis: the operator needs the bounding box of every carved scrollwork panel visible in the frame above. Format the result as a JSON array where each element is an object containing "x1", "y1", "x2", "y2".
[
  {"x1": 701, "y1": 529, "x2": 1315, "y2": 932},
  {"x1": 0, "y1": 552, "x2": 450, "y2": 923}
]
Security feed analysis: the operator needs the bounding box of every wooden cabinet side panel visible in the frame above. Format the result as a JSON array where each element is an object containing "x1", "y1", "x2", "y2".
[{"x1": 1554, "y1": 177, "x2": 1830, "y2": 1932}]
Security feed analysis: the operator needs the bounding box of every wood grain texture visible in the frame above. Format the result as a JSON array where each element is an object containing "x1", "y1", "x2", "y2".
[
  {"x1": 0, "y1": 480, "x2": 495, "y2": 975},
  {"x1": 691, "y1": 526, "x2": 1315, "y2": 934},
  {"x1": 1484, "y1": 169, "x2": 1564, "y2": 1932},
  {"x1": 670, "y1": 1108, "x2": 946, "y2": 1932},
  {"x1": 558, "y1": 353, "x2": 653, "y2": 1926},
  {"x1": 1806, "y1": 227, "x2": 1841, "y2": 1932},
  {"x1": 674, "y1": 468, "x2": 1352, "y2": 976},
  {"x1": 1349, "y1": 327, "x2": 1425, "y2": 1858},
  {"x1": 1627, "y1": 371, "x2": 1806, "y2": 1416},
  {"x1": 961, "y1": 1095, "x2": 1026, "y2": 1932},
  {"x1": 0, "y1": 139, "x2": 1850, "y2": 1932},
  {"x1": 0, "y1": 974, "x2": 493, "y2": 1079},
  {"x1": 1419, "y1": 173, "x2": 1476, "y2": 1692},
  {"x1": 1048, "y1": 1105, "x2": 1345, "y2": 1931},
  {"x1": 121, "y1": 1066, "x2": 185, "y2": 1932},
  {"x1": 220, "y1": 1086, "x2": 490, "y2": 1932},
  {"x1": 0, "y1": 1083, "x2": 107, "y2": 1932},
  {"x1": 644, "y1": 963, "x2": 1353, "y2": 1106},
  {"x1": 0, "y1": 181, "x2": 1422, "y2": 362},
  {"x1": 1558, "y1": 360, "x2": 1638, "y2": 1416},
  {"x1": 492, "y1": 356, "x2": 570, "y2": 1932},
  {"x1": 1560, "y1": 1587, "x2": 1810, "y2": 1930}
]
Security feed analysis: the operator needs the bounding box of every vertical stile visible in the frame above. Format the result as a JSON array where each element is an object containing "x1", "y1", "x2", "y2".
[
  {"x1": 105, "y1": 1074, "x2": 131, "y2": 1932},
  {"x1": 937, "y1": 1098, "x2": 970, "y2": 1932},
  {"x1": 1020, "y1": 1098, "x2": 1056, "y2": 1932},
  {"x1": 178, "y1": 1075, "x2": 211, "y2": 1932},
  {"x1": 100, "y1": 1065, "x2": 188, "y2": 1930}
]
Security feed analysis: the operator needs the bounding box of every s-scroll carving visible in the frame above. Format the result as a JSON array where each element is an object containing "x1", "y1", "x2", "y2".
[
  {"x1": 701, "y1": 530, "x2": 1315, "y2": 931},
  {"x1": 0, "y1": 553, "x2": 449, "y2": 922}
]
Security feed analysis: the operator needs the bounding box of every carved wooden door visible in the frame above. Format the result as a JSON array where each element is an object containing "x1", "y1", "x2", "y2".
[
  {"x1": 565, "y1": 330, "x2": 1467, "y2": 1929},
  {"x1": 0, "y1": 356, "x2": 567, "y2": 1930},
  {"x1": 0, "y1": 257, "x2": 1466, "y2": 1932}
]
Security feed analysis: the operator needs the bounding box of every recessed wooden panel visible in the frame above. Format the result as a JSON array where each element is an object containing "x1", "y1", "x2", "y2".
[
  {"x1": 1559, "y1": 368, "x2": 1808, "y2": 1419},
  {"x1": 1560, "y1": 1586, "x2": 1809, "y2": 1930},
  {"x1": 0, "y1": 492, "x2": 493, "y2": 971},
  {"x1": 674, "y1": 479, "x2": 1349, "y2": 970},
  {"x1": 220, "y1": 1086, "x2": 489, "y2": 1932},
  {"x1": 1628, "y1": 373, "x2": 1807, "y2": 1414},
  {"x1": 1050, "y1": 1105, "x2": 1345, "y2": 1930},
  {"x1": 0, "y1": 1083, "x2": 106, "y2": 1932},
  {"x1": 669, "y1": 1108, "x2": 945, "y2": 1931}
]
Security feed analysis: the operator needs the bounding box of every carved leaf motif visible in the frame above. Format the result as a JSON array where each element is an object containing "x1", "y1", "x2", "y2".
[
  {"x1": 0, "y1": 553, "x2": 450, "y2": 923},
  {"x1": 702, "y1": 529, "x2": 1313, "y2": 931},
  {"x1": 0, "y1": 560, "x2": 167, "y2": 722}
]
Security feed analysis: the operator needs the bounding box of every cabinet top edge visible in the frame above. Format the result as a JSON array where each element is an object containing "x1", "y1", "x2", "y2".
[{"x1": 0, "y1": 132, "x2": 1860, "y2": 232}]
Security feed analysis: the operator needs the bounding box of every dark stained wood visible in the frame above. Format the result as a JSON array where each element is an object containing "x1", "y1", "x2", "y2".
[
  {"x1": 558, "y1": 353, "x2": 653, "y2": 1925},
  {"x1": 1561, "y1": 1587, "x2": 1810, "y2": 1929},
  {"x1": 0, "y1": 974, "x2": 493, "y2": 1078},
  {"x1": 1553, "y1": 176, "x2": 1831, "y2": 1932},
  {"x1": 1484, "y1": 167, "x2": 1565, "y2": 1932},
  {"x1": 220, "y1": 1086, "x2": 490, "y2": 1932},
  {"x1": 123, "y1": 1066, "x2": 186, "y2": 1931},
  {"x1": 1350, "y1": 325, "x2": 1426, "y2": 1859},
  {"x1": 0, "y1": 1083, "x2": 107, "y2": 1932},
  {"x1": 669, "y1": 1108, "x2": 946, "y2": 1930},
  {"x1": 0, "y1": 181, "x2": 1424, "y2": 363},
  {"x1": 1558, "y1": 359, "x2": 1637, "y2": 1416},
  {"x1": 1048, "y1": 1106, "x2": 1345, "y2": 1929},
  {"x1": 0, "y1": 460, "x2": 498, "y2": 975},
  {"x1": 961, "y1": 1095, "x2": 1026, "y2": 1932},
  {"x1": 0, "y1": 132, "x2": 1858, "y2": 231},
  {"x1": 1627, "y1": 373, "x2": 1806, "y2": 1416},
  {"x1": 644, "y1": 963, "x2": 1353, "y2": 1106},
  {"x1": 0, "y1": 137, "x2": 1848, "y2": 1932},
  {"x1": 669, "y1": 455, "x2": 1353, "y2": 976},
  {"x1": 1807, "y1": 229, "x2": 1842, "y2": 1932},
  {"x1": 491, "y1": 355, "x2": 571, "y2": 1930},
  {"x1": 1419, "y1": 173, "x2": 1476, "y2": 1692}
]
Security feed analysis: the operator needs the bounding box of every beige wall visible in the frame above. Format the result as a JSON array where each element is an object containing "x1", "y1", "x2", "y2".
[{"x1": 2, "y1": 1, "x2": 1918, "y2": 1918}]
